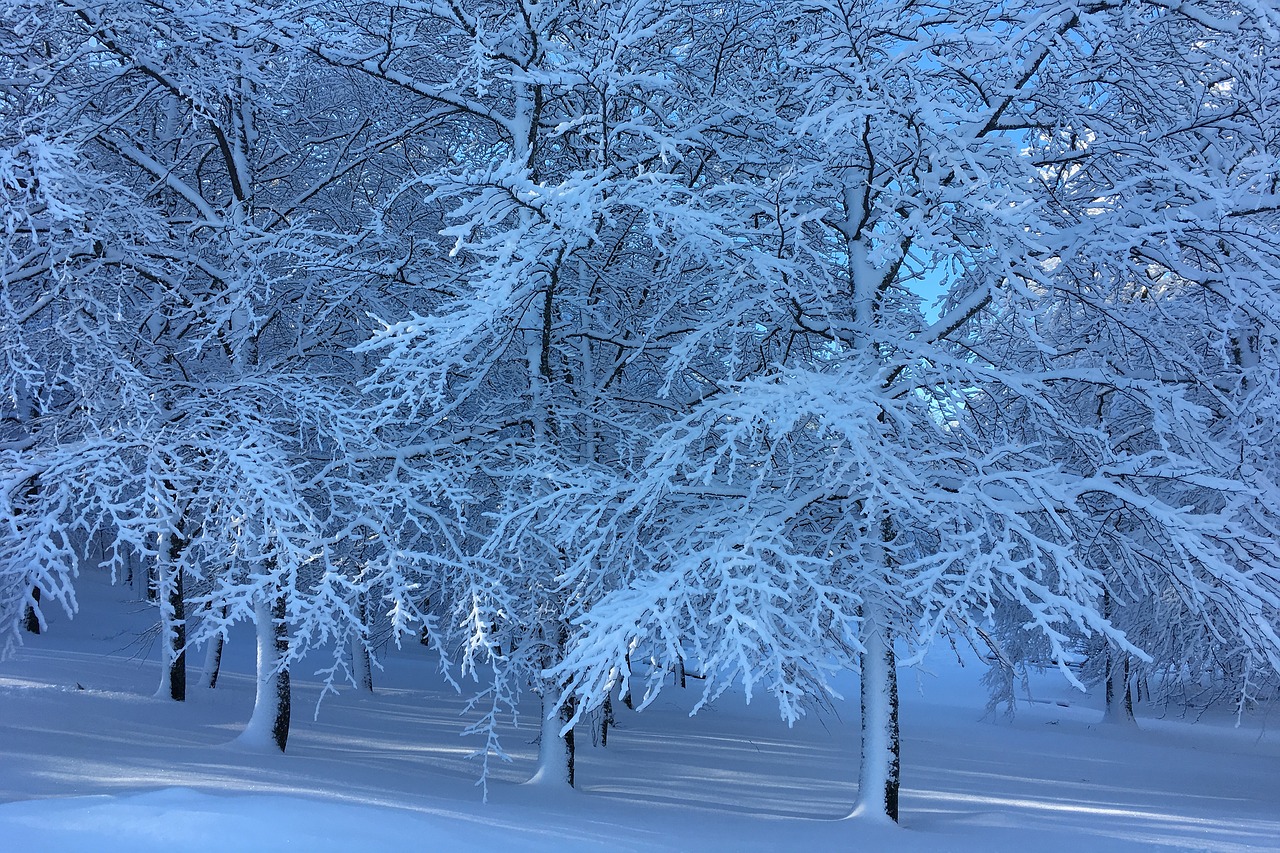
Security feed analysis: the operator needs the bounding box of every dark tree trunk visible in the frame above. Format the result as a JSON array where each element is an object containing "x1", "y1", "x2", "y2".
[
  {"x1": 18, "y1": 474, "x2": 42, "y2": 635},
  {"x1": 564, "y1": 695, "x2": 577, "y2": 787},
  {"x1": 600, "y1": 691, "x2": 614, "y2": 748},
  {"x1": 622, "y1": 652, "x2": 634, "y2": 710},
  {"x1": 154, "y1": 520, "x2": 187, "y2": 702},
  {"x1": 22, "y1": 586, "x2": 40, "y2": 634},
  {"x1": 271, "y1": 591, "x2": 291, "y2": 752},
  {"x1": 204, "y1": 632, "x2": 224, "y2": 689},
  {"x1": 855, "y1": 595, "x2": 900, "y2": 822},
  {"x1": 201, "y1": 604, "x2": 227, "y2": 690},
  {"x1": 167, "y1": 562, "x2": 186, "y2": 702}
]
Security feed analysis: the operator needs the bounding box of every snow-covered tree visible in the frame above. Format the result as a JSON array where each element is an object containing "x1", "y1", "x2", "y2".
[
  {"x1": 335, "y1": 0, "x2": 790, "y2": 787},
  {"x1": 543, "y1": 0, "x2": 1280, "y2": 822},
  {"x1": 972, "y1": 17, "x2": 1280, "y2": 710},
  {"x1": 0, "y1": 0, "x2": 425, "y2": 746}
]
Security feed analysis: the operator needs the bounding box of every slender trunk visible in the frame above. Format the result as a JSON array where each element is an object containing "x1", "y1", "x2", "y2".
[
  {"x1": 239, "y1": 589, "x2": 291, "y2": 752},
  {"x1": 418, "y1": 596, "x2": 432, "y2": 646},
  {"x1": 600, "y1": 691, "x2": 614, "y2": 748},
  {"x1": 131, "y1": 553, "x2": 150, "y2": 600},
  {"x1": 352, "y1": 594, "x2": 373, "y2": 693},
  {"x1": 1102, "y1": 591, "x2": 1136, "y2": 725},
  {"x1": 1104, "y1": 652, "x2": 1136, "y2": 725},
  {"x1": 22, "y1": 586, "x2": 40, "y2": 634},
  {"x1": 200, "y1": 604, "x2": 227, "y2": 690},
  {"x1": 166, "y1": 564, "x2": 186, "y2": 701},
  {"x1": 622, "y1": 652, "x2": 634, "y2": 710},
  {"x1": 202, "y1": 630, "x2": 225, "y2": 690},
  {"x1": 18, "y1": 474, "x2": 42, "y2": 635},
  {"x1": 854, "y1": 596, "x2": 900, "y2": 823},
  {"x1": 270, "y1": 591, "x2": 291, "y2": 751},
  {"x1": 144, "y1": 562, "x2": 158, "y2": 602},
  {"x1": 155, "y1": 527, "x2": 186, "y2": 702}
]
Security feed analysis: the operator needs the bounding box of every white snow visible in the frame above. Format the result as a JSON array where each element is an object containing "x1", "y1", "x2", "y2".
[{"x1": 2, "y1": 575, "x2": 1278, "y2": 852}]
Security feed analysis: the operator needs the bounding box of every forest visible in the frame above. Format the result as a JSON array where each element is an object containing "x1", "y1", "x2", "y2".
[{"x1": 2, "y1": 0, "x2": 1279, "y2": 833}]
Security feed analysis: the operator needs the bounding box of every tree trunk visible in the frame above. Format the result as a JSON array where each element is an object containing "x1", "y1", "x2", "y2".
[
  {"x1": 1104, "y1": 652, "x2": 1137, "y2": 725},
  {"x1": 201, "y1": 630, "x2": 225, "y2": 690},
  {"x1": 239, "y1": 589, "x2": 291, "y2": 752},
  {"x1": 21, "y1": 586, "x2": 40, "y2": 635},
  {"x1": 155, "y1": 527, "x2": 186, "y2": 702},
  {"x1": 530, "y1": 621, "x2": 575, "y2": 787},
  {"x1": 621, "y1": 652, "x2": 634, "y2": 710},
  {"x1": 351, "y1": 594, "x2": 373, "y2": 692},
  {"x1": 1101, "y1": 590, "x2": 1136, "y2": 725},
  {"x1": 166, "y1": 563, "x2": 186, "y2": 701},
  {"x1": 18, "y1": 473, "x2": 42, "y2": 635},
  {"x1": 600, "y1": 691, "x2": 614, "y2": 748},
  {"x1": 854, "y1": 596, "x2": 899, "y2": 823},
  {"x1": 532, "y1": 688, "x2": 576, "y2": 787},
  {"x1": 418, "y1": 597, "x2": 432, "y2": 646},
  {"x1": 270, "y1": 591, "x2": 291, "y2": 751},
  {"x1": 200, "y1": 604, "x2": 227, "y2": 690}
]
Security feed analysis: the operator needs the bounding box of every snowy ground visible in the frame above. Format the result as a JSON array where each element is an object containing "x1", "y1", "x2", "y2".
[{"x1": 2, "y1": 575, "x2": 1278, "y2": 852}]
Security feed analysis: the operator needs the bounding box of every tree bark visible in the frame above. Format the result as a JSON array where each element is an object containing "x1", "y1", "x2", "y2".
[
  {"x1": 240, "y1": 588, "x2": 291, "y2": 752},
  {"x1": 854, "y1": 595, "x2": 900, "y2": 823},
  {"x1": 600, "y1": 691, "x2": 614, "y2": 748},
  {"x1": 200, "y1": 603, "x2": 227, "y2": 690},
  {"x1": 270, "y1": 591, "x2": 291, "y2": 751},
  {"x1": 155, "y1": 526, "x2": 186, "y2": 702},
  {"x1": 166, "y1": 562, "x2": 186, "y2": 701}
]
